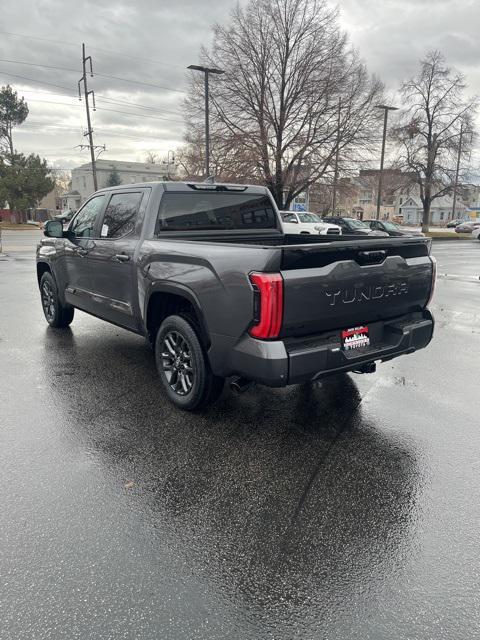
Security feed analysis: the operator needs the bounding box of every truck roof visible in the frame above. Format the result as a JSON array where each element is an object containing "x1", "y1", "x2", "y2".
[{"x1": 96, "y1": 181, "x2": 270, "y2": 195}]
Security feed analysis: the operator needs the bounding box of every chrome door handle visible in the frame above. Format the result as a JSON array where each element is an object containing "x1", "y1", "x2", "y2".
[{"x1": 115, "y1": 253, "x2": 130, "y2": 262}]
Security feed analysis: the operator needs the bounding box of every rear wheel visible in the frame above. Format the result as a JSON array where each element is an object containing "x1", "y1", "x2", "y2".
[
  {"x1": 155, "y1": 314, "x2": 224, "y2": 410},
  {"x1": 40, "y1": 271, "x2": 74, "y2": 328}
]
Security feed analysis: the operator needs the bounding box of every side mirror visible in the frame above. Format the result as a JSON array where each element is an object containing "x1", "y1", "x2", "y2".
[
  {"x1": 43, "y1": 219, "x2": 64, "y2": 238},
  {"x1": 290, "y1": 218, "x2": 299, "y2": 223}
]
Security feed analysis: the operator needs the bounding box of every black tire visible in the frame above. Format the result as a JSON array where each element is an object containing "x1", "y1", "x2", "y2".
[
  {"x1": 155, "y1": 314, "x2": 224, "y2": 410},
  {"x1": 40, "y1": 271, "x2": 74, "y2": 328}
]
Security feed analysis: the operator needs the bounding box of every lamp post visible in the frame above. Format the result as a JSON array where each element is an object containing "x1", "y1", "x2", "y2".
[
  {"x1": 187, "y1": 65, "x2": 225, "y2": 178},
  {"x1": 375, "y1": 104, "x2": 398, "y2": 220}
]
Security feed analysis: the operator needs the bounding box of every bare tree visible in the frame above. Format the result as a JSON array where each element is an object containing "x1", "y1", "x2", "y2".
[
  {"x1": 50, "y1": 169, "x2": 71, "y2": 195},
  {"x1": 183, "y1": 0, "x2": 384, "y2": 209},
  {"x1": 394, "y1": 51, "x2": 476, "y2": 232},
  {"x1": 145, "y1": 151, "x2": 159, "y2": 164}
]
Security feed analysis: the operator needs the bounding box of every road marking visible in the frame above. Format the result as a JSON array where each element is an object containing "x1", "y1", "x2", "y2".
[{"x1": 438, "y1": 273, "x2": 480, "y2": 282}]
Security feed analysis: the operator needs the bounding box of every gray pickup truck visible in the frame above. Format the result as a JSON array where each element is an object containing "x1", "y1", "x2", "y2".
[{"x1": 37, "y1": 181, "x2": 435, "y2": 410}]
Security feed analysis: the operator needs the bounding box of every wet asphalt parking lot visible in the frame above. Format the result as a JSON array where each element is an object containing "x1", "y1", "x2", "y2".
[{"x1": 1, "y1": 230, "x2": 480, "y2": 639}]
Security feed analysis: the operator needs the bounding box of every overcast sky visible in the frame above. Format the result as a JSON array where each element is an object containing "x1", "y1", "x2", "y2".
[{"x1": 1, "y1": 0, "x2": 479, "y2": 172}]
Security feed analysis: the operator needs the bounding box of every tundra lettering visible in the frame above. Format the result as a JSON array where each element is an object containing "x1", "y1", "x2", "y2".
[{"x1": 325, "y1": 281, "x2": 409, "y2": 306}]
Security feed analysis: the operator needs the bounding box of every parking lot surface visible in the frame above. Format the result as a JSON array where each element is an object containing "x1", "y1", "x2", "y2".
[{"x1": 1, "y1": 235, "x2": 480, "y2": 639}]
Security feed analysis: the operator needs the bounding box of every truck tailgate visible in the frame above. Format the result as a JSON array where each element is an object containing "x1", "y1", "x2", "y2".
[{"x1": 280, "y1": 238, "x2": 434, "y2": 337}]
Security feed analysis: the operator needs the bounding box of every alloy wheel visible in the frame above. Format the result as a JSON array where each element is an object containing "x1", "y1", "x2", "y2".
[
  {"x1": 41, "y1": 281, "x2": 56, "y2": 322},
  {"x1": 161, "y1": 330, "x2": 194, "y2": 395}
]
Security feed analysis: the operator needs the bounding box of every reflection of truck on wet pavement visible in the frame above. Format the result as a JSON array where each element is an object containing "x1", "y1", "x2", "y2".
[{"x1": 37, "y1": 181, "x2": 436, "y2": 410}]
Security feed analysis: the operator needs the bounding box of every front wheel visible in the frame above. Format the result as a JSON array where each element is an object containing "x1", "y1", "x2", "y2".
[
  {"x1": 40, "y1": 271, "x2": 74, "y2": 328},
  {"x1": 155, "y1": 314, "x2": 224, "y2": 410}
]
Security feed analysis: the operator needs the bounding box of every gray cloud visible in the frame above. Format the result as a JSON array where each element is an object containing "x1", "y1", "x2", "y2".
[
  {"x1": 1, "y1": 0, "x2": 479, "y2": 170},
  {"x1": 0, "y1": 0, "x2": 232, "y2": 168}
]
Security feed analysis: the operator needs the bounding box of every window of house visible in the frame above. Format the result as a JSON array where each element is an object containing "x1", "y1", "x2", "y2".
[{"x1": 101, "y1": 192, "x2": 143, "y2": 238}]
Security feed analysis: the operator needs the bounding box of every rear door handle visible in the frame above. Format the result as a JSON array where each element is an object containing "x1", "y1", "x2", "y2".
[{"x1": 115, "y1": 253, "x2": 131, "y2": 262}]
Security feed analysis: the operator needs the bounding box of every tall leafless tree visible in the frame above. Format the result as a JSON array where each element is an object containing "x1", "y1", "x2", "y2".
[
  {"x1": 394, "y1": 51, "x2": 476, "y2": 232},
  {"x1": 183, "y1": 0, "x2": 384, "y2": 209}
]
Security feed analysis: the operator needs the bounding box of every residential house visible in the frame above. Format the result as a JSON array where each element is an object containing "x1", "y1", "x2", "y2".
[{"x1": 399, "y1": 195, "x2": 468, "y2": 225}]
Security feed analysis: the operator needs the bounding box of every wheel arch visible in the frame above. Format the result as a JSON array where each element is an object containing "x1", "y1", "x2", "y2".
[
  {"x1": 145, "y1": 283, "x2": 210, "y2": 348},
  {"x1": 37, "y1": 261, "x2": 52, "y2": 287}
]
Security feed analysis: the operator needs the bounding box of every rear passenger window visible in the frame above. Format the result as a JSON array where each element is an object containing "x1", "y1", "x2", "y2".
[{"x1": 101, "y1": 192, "x2": 143, "y2": 238}]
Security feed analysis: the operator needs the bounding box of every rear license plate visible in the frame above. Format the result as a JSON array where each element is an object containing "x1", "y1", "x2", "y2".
[{"x1": 342, "y1": 326, "x2": 370, "y2": 350}]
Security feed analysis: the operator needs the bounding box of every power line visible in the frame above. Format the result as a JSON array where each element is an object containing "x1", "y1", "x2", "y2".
[
  {"x1": 0, "y1": 57, "x2": 187, "y2": 93},
  {"x1": 0, "y1": 30, "x2": 186, "y2": 69},
  {"x1": 24, "y1": 97, "x2": 184, "y2": 124},
  {"x1": 0, "y1": 70, "x2": 75, "y2": 93},
  {"x1": 0, "y1": 58, "x2": 78, "y2": 73},
  {"x1": 0, "y1": 71, "x2": 184, "y2": 117},
  {"x1": 20, "y1": 122, "x2": 179, "y2": 142},
  {"x1": 93, "y1": 72, "x2": 186, "y2": 93},
  {"x1": 96, "y1": 95, "x2": 182, "y2": 117}
]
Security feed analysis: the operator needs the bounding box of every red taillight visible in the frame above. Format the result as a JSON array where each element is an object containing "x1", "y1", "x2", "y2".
[
  {"x1": 427, "y1": 255, "x2": 437, "y2": 306},
  {"x1": 249, "y1": 272, "x2": 284, "y2": 339}
]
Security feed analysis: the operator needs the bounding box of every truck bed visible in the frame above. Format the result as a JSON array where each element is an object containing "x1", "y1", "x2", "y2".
[{"x1": 153, "y1": 231, "x2": 433, "y2": 339}]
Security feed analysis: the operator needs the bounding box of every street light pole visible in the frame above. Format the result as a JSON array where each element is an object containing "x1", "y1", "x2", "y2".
[
  {"x1": 187, "y1": 65, "x2": 225, "y2": 178},
  {"x1": 451, "y1": 123, "x2": 464, "y2": 221},
  {"x1": 375, "y1": 104, "x2": 398, "y2": 220}
]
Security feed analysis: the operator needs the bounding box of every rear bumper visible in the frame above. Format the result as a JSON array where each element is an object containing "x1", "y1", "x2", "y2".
[{"x1": 209, "y1": 309, "x2": 434, "y2": 386}]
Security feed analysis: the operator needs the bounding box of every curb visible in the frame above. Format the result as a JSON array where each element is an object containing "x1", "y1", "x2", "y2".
[{"x1": 429, "y1": 236, "x2": 475, "y2": 241}]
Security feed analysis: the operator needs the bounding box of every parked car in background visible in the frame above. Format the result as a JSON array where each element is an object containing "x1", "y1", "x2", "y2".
[
  {"x1": 455, "y1": 221, "x2": 480, "y2": 234},
  {"x1": 364, "y1": 219, "x2": 425, "y2": 237},
  {"x1": 55, "y1": 209, "x2": 76, "y2": 224},
  {"x1": 323, "y1": 216, "x2": 389, "y2": 236},
  {"x1": 446, "y1": 219, "x2": 464, "y2": 228},
  {"x1": 471, "y1": 226, "x2": 480, "y2": 241},
  {"x1": 280, "y1": 211, "x2": 341, "y2": 235}
]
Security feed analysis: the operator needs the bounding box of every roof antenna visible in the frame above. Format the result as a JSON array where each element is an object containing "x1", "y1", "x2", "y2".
[{"x1": 204, "y1": 175, "x2": 215, "y2": 184}]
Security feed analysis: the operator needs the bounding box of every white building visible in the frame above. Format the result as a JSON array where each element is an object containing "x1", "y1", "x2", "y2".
[
  {"x1": 399, "y1": 195, "x2": 468, "y2": 225},
  {"x1": 65, "y1": 159, "x2": 176, "y2": 209}
]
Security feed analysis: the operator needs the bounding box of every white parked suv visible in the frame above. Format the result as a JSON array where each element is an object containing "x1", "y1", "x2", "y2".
[
  {"x1": 472, "y1": 226, "x2": 480, "y2": 241},
  {"x1": 280, "y1": 211, "x2": 341, "y2": 235}
]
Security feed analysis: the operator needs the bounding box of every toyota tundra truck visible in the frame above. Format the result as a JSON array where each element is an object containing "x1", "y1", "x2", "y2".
[{"x1": 37, "y1": 181, "x2": 436, "y2": 410}]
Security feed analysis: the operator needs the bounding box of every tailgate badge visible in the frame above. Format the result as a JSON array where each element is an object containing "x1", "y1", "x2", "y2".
[{"x1": 325, "y1": 282, "x2": 408, "y2": 306}]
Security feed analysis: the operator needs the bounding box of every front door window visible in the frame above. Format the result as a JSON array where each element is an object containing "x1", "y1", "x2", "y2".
[{"x1": 70, "y1": 195, "x2": 106, "y2": 238}]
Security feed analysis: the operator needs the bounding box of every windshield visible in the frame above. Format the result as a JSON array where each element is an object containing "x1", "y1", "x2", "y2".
[
  {"x1": 298, "y1": 213, "x2": 321, "y2": 223},
  {"x1": 382, "y1": 221, "x2": 400, "y2": 231},
  {"x1": 346, "y1": 218, "x2": 368, "y2": 229}
]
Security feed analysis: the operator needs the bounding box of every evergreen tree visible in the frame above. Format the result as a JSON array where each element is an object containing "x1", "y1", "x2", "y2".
[{"x1": 106, "y1": 165, "x2": 122, "y2": 187}]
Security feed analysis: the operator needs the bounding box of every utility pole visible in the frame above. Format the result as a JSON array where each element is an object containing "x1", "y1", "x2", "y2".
[
  {"x1": 375, "y1": 104, "x2": 398, "y2": 220},
  {"x1": 187, "y1": 65, "x2": 225, "y2": 178},
  {"x1": 451, "y1": 123, "x2": 464, "y2": 221},
  {"x1": 78, "y1": 43, "x2": 98, "y2": 191},
  {"x1": 331, "y1": 99, "x2": 342, "y2": 214}
]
